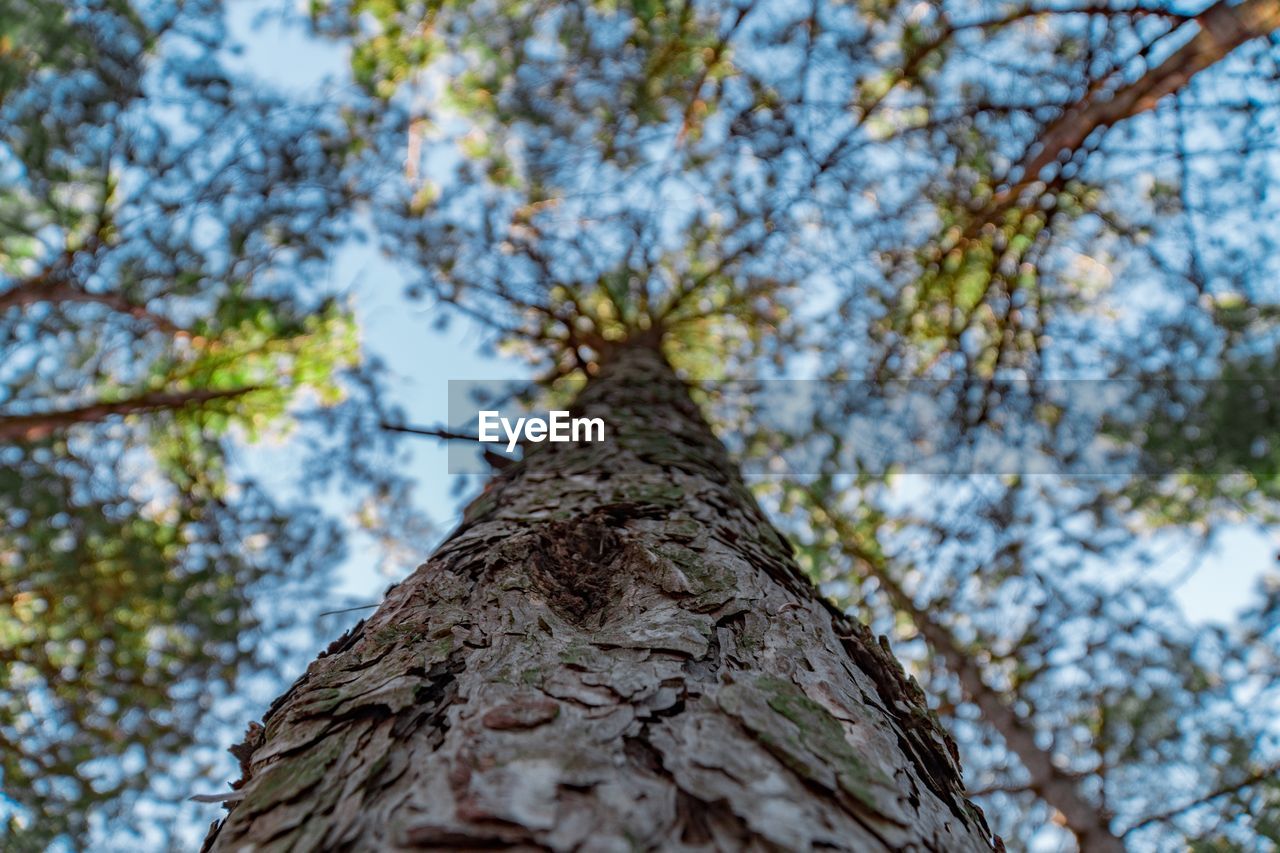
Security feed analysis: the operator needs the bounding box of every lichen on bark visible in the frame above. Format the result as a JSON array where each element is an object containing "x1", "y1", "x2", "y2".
[{"x1": 203, "y1": 343, "x2": 996, "y2": 851}]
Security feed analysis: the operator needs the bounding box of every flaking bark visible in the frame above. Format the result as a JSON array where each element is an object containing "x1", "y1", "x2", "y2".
[{"x1": 203, "y1": 342, "x2": 996, "y2": 851}]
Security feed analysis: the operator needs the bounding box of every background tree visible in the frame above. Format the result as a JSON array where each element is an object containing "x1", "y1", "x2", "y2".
[{"x1": 0, "y1": 0, "x2": 429, "y2": 845}]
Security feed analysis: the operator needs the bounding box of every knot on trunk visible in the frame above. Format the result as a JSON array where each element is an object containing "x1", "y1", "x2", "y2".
[{"x1": 525, "y1": 516, "x2": 626, "y2": 625}]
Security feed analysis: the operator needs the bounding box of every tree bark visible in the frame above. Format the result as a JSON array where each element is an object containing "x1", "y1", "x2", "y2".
[{"x1": 202, "y1": 342, "x2": 996, "y2": 851}]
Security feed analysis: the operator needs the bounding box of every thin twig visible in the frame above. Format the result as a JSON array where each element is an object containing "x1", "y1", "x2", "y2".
[
  {"x1": 318, "y1": 603, "x2": 380, "y2": 617},
  {"x1": 379, "y1": 422, "x2": 480, "y2": 442},
  {"x1": 1121, "y1": 763, "x2": 1280, "y2": 836}
]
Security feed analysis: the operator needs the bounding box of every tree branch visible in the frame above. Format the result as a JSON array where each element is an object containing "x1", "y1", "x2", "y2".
[
  {"x1": 0, "y1": 387, "x2": 262, "y2": 443},
  {"x1": 1121, "y1": 762, "x2": 1280, "y2": 836},
  {"x1": 378, "y1": 422, "x2": 481, "y2": 442},
  {"x1": 0, "y1": 261, "x2": 183, "y2": 334},
  {"x1": 990, "y1": 0, "x2": 1280, "y2": 215}
]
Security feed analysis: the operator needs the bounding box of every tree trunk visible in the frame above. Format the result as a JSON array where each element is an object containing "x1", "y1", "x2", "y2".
[{"x1": 203, "y1": 342, "x2": 995, "y2": 851}]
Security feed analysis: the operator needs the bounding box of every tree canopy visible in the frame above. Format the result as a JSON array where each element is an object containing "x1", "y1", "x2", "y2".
[{"x1": 4, "y1": 0, "x2": 1280, "y2": 849}]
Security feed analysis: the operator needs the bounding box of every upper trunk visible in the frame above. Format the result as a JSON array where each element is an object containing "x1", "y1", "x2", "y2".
[{"x1": 203, "y1": 342, "x2": 995, "y2": 851}]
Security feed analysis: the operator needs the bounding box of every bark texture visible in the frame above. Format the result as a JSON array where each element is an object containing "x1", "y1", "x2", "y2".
[{"x1": 203, "y1": 343, "x2": 995, "y2": 851}]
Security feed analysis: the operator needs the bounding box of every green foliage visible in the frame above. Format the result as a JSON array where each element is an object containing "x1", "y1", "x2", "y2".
[
  {"x1": 324, "y1": 0, "x2": 733, "y2": 139},
  {"x1": 0, "y1": 440, "x2": 341, "y2": 844},
  {"x1": 1107, "y1": 356, "x2": 1280, "y2": 528}
]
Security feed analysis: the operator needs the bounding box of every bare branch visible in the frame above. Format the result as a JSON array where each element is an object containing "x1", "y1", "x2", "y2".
[
  {"x1": 378, "y1": 422, "x2": 481, "y2": 442},
  {"x1": 0, "y1": 387, "x2": 262, "y2": 443},
  {"x1": 1121, "y1": 762, "x2": 1280, "y2": 836},
  {"x1": 0, "y1": 256, "x2": 183, "y2": 334},
  {"x1": 991, "y1": 0, "x2": 1280, "y2": 215}
]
